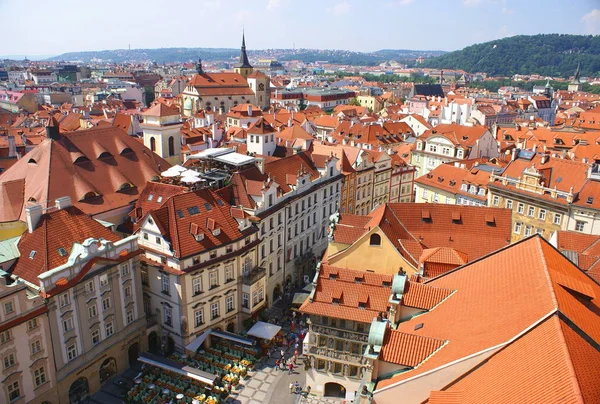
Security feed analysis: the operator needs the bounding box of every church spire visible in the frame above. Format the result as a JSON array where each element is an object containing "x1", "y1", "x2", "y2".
[
  {"x1": 235, "y1": 30, "x2": 252, "y2": 69},
  {"x1": 197, "y1": 57, "x2": 203, "y2": 75}
]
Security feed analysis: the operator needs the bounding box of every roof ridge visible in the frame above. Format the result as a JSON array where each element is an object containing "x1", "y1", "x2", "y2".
[
  {"x1": 423, "y1": 234, "x2": 541, "y2": 284},
  {"x1": 551, "y1": 314, "x2": 586, "y2": 403}
]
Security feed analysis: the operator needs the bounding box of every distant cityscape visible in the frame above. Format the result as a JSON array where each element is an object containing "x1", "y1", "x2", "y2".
[{"x1": 0, "y1": 23, "x2": 599, "y2": 404}]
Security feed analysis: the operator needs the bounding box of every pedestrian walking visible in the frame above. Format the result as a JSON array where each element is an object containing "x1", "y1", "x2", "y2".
[
  {"x1": 288, "y1": 362, "x2": 294, "y2": 374},
  {"x1": 289, "y1": 382, "x2": 294, "y2": 394},
  {"x1": 293, "y1": 354, "x2": 297, "y2": 365},
  {"x1": 275, "y1": 359, "x2": 281, "y2": 370},
  {"x1": 280, "y1": 349, "x2": 285, "y2": 358}
]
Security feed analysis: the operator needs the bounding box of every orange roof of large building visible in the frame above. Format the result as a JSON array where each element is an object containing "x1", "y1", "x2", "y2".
[
  {"x1": 332, "y1": 204, "x2": 511, "y2": 268},
  {"x1": 0, "y1": 125, "x2": 170, "y2": 222},
  {"x1": 300, "y1": 264, "x2": 393, "y2": 323},
  {"x1": 140, "y1": 187, "x2": 255, "y2": 260},
  {"x1": 374, "y1": 236, "x2": 600, "y2": 404},
  {"x1": 142, "y1": 102, "x2": 180, "y2": 117},
  {"x1": 11, "y1": 205, "x2": 121, "y2": 285},
  {"x1": 419, "y1": 123, "x2": 490, "y2": 149}
]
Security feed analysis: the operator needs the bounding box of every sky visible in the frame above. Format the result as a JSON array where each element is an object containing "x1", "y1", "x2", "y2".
[{"x1": 1, "y1": 0, "x2": 599, "y2": 57}]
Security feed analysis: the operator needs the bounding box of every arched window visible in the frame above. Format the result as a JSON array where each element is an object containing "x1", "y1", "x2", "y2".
[
  {"x1": 150, "y1": 137, "x2": 156, "y2": 152},
  {"x1": 369, "y1": 233, "x2": 381, "y2": 246},
  {"x1": 168, "y1": 136, "x2": 175, "y2": 157}
]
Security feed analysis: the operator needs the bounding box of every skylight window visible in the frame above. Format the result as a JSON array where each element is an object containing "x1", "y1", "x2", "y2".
[
  {"x1": 414, "y1": 323, "x2": 424, "y2": 331},
  {"x1": 157, "y1": 196, "x2": 163, "y2": 203},
  {"x1": 187, "y1": 206, "x2": 200, "y2": 215},
  {"x1": 204, "y1": 203, "x2": 212, "y2": 211},
  {"x1": 29, "y1": 251, "x2": 36, "y2": 259},
  {"x1": 58, "y1": 247, "x2": 67, "y2": 257},
  {"x1": 176, "y1": 210, "x2": 184, "y2": 218},
  {"x1": 148, "y1": 194, "x2": 154, "y2": 201}
]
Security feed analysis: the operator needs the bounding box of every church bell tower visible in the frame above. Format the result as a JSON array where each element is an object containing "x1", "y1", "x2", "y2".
[{"x1": 234, "y1": 31, "x2": 253, "y2": 78}]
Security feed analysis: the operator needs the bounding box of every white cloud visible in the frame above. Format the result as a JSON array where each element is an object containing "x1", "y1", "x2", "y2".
[
  {"x1": 266, "y1": 0, "x2": 281, "y2": 11},
  {"x1": 462, "y1": 0, "x2": 481, "y2": 6},
  {"x1": 582, "y1": 9, "x2": 600, "y2": 34},
  {"x1": 330, "y1": 1, "x2": 351, "y2": 15}
]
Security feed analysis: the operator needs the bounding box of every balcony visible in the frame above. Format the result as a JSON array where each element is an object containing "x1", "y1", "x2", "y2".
[{"x1": 242, "y1": 266, "x2": 266, "y2": 286}]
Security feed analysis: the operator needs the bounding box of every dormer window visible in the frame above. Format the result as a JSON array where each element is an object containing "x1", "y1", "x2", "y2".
[
  {"x1": 212, "y1": 228, "x2": 221, "y2": 236},
  {"x1": 461, "y1": 183, "x2": 468, "y2": 191}
]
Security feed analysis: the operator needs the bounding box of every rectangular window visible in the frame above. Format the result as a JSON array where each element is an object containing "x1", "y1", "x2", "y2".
[
  {"x1": 524, "y1": 225, "x2": 532, "y2": 236},
  {"x1": 258, "y1": 287, "x2": 264, "y2": 302},
  {"x1": 492, "y1": 196, "x2": 499, "y2": 206},
  {"x1": 253, "y1": 290, "x2": 258, "y2": 305},
  {"x1": 67, "y1": 344, "x2": 77, "y2": 361},
  {"x1": 3, "y1": 353, "x2": 15, "y2": 369},
  {"x1": 27, "y1": 318, "x2": 38, "y2": 331},
  {"x1": 242, "y1": 293, "x2": 249, "y2": 308},
  {"x1": 100, "y1": 274, "x2": 109, "y2": 287},
  {"x1": 126, "y1": 309, "x2": 135, "y2": 324},
  {"x1": 209, "y1": 271, "x2": 218, "y2": 289},
  {"x1": 514, "y1": 222, "x2": 522, "y2": 234},
  {"x1": 105, "y1": 321, "x2": 114, "y2": 337},
  {"x1": 34, "y1": 366, "x2": 46, "y2": 387},
  {"x1": 7, "y1": 381, "x2": 20, "y2": 401},
  {"x1": 164, "y1": 307, "x2": 172, "y2": 326},
  {"x1": 63, "y1": 317, "x2": 74, "y2": 333},
  {"x1": 517, "y1": 203, "x2": 524, "y2": 214},
  {"x1": 31, "y1": 340, "x2": 42, "y2": 354},
  {"x1": 59, "y1": 293, "x2": 70, "y2": 308},
  {"x1": 161, "y1": 274, "x2": 170, "y2": 294},
  {"x1": 195, "y1": 309, "x2": 204, "y2": 327},
  {"x1": 121, "y1": 263, "x2": 130, "y2": 276},
  {"x1": 226, "y1": 295, "x2": 234, "y2": 312},
  {"x1": 554, "y1": 214, "x2": 562, "y2": 225},
  {"x1": 91, "y1": 329, "x2": 100, "y2": 345},
  {"x1": 88, "y1": 304, "x2": 97, "y2": 319},
  {"x1": 0, "y1": 330, "x2": 10, "y2": 344},
  {"x1": 506, "y1": 200, "x2": 513, "y2": 209},
  {"x1": 141, "y1": 269, "x2": 149, "y2": 286},
  {"x1": 85, "y1": 280, "x2": 95, "y2": 294},
  {"x1": 539, "y1": 209, "x2": 546, "y2": 220},
  {"x1": 527, "y1": 206, "x2": 535, "y2": 217},
  {"x1": 211, "y1": 302, "x2": 219, "y2": 319},
  {"x1": 575, "y1": 220, "x2": 586, "y2": 232},
  {"x1": 102, "y1": 297, "x2": 111, "y2": 311},
  {"x1": 193, "y1": 277, "x2": 202, "y2": 295}
]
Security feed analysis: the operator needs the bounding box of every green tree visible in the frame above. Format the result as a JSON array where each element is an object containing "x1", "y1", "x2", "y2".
[{"x1": 144, "y1": 85, "x2": 155, "y2": 106}]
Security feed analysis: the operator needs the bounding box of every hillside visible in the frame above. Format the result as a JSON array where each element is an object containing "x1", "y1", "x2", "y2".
[
  {"x1": 47, "y1": 47, "x2": 446, "y2": 65},
  {"x1": 420, "y1": 34, "x2": 600, "y2": 78}
]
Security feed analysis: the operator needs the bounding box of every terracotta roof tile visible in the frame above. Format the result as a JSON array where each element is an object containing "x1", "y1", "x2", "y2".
[
  {"x1": 379, "y1": 330, "x2": 446, "y2": 367},
  {"x1": 375, "y1": 236, "x2": 600, "y2": 402},
  {"x1": 0, "y1": 126, "x2": 170, "y2": 222},
  {"x1": 142, "y1": 187, "x2": 255, "y2": 259},
  {"x1": 401, "y1": 281, "x2": 454, "y2": 310},
  {"x1": 300, "y1": 265, "x2": 392, "y2": 323},
  {"x1": 12, "y1": 206, "x2": 121, "y2": 285}
]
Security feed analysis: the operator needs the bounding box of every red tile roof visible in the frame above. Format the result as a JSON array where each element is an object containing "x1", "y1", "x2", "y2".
[
  {"x1": 0, "y1": 125, "x2": 170, "y2": 222},
  {"x1": 142, "y1": 187, "x2": 255, "y2": 259},
  {"x1": 142, "y1": 102, "x2": 180, "y2": 117},
  {"x1": 401, "y1": 281, "x2": 454, "y2": 310},
  {"x1": 375, "y1": 236, "x2": 600, "y2": 403},
  {"x1": 300, "y1": 265, "x2": 392, "y2": 323},
  {"x1": 379, "y1": 330, "x2": 445, "y2": 367},
  {"x1": 12, "y1": 206, "x2": 121, "y2": 285}
]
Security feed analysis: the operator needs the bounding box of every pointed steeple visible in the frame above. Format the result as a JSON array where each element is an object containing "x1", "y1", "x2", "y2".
[
  {"x1": 197, "y1": 58, "x2": 203, "y2": 75},
  {"x1": 235, "y1": 30, "x2": 252, "y2": 69}
]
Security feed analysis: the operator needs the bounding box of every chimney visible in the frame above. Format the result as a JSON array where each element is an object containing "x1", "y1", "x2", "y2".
[
  {"x1": 247, "y1": 104, "x2": 252, "y2": 117},
  {"x1": 55, "y1": 196, "x2": 72, "y2": 210},
  {"x1": 7, "y1": 135, "x2": 16, "y2": 157},
  {"x1": 256, "y1": 157, "x2": 265, "y2": 174},
  {"x1": 45, "y1": 117, "x2": 61, "y2": 140},
  {"x1": 540, "y1": 154, "x2": 549, "y2": 165},
  {"x1": 25, "y1": 204, "x2": 43, "y2": 233},
  {"x1": 288, "y1": 116, "x2": 293, "y2": 127},
  {"x1": 511, "y1": 148, "x2": 519, "y2": 161}
]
